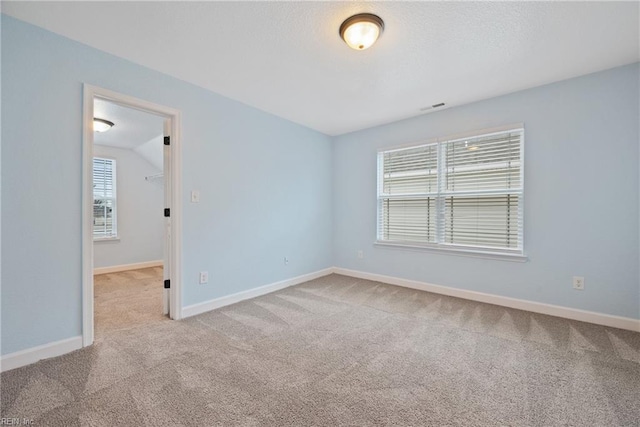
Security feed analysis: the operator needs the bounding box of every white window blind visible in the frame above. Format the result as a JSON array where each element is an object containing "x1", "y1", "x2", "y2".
[
  {"x1": 378, "y1": 128, "x2": 523, "y2": 255},
  {"x1": 93, "y1": 157, "x2": 117, "y2": 239}
]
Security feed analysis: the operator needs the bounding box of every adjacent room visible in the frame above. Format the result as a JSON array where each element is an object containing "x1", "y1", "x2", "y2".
[
  {"x1": 1, "y1": 2, "x2": 639, "y2": 426},
  {"x1": 92, "y1": 98, "x2": 168, "y2": 338}
]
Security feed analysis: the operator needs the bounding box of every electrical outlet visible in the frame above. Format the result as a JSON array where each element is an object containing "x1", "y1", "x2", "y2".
[
  {"x1": 284, "y1": 257, "x2": 289, "y2": 265},
  {"x1": 572, "y1": 276, "x2": 584, "y2": 290},
  {"x1": 191, "y1": 190, "x2": 200, "y2": 203},
  {"x1": 199, "y1": 271, "x2": 208, "y2": 284},
  {"x1": 357, "y1": 250, "x2": 364, "y2": 259}
]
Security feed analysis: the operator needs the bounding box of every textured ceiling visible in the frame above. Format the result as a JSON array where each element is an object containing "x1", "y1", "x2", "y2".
[
  {"x1": 94, "y1": 99, "x2": 164, "y2": 149},
  {"x1": 4, "y1": 1, "x2": 639, "y2": 135}
]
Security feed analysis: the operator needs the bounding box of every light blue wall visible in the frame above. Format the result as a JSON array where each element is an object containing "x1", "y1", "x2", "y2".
[
  {"x1": 333, "y1": 63, "x2": 640, "y2": 320},
  {"x1": 2, "y1": 14, "x2": 638, "y2": 357},
  {"x1": 1, "y1": 16, "x2": 333, "y2": 355}
]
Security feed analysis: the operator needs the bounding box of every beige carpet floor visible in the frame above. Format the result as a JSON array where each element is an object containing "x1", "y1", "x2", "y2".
[
  {"x1": 1, "y1": 273, "x2": 639, "y2": 426},
  {"x1": 94, "y1": 266, "x2": 167, "y2": 339}
]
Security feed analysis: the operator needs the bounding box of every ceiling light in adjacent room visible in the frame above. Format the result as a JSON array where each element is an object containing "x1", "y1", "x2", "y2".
[
  {"x1": 340, "y1": 13, "x2": 384, "y2": 50},
  {"x1": 93, "y1": 118, "x2": 114, "y2": 132}
]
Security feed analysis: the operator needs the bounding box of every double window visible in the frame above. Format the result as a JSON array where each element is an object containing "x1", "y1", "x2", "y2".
[
  {"x1": 93, "y1": 157, "x2": 117, "y2": 239},
  {"x1": 377, "y1": 127, "x2": 524, "y2": 257}
]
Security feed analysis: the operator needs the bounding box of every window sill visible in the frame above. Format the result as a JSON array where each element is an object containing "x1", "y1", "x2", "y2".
[
  {"x1": 94, "y1": 237, "x2": 120, "y2": 243},
  {"x1": 374, "y1": 241, "x2": 528, "y2": 262}
]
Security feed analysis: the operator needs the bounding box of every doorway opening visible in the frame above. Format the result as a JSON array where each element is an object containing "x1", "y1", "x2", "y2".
[{"x1": 82, "y1": 85, "x2": 182, "y2": 347}]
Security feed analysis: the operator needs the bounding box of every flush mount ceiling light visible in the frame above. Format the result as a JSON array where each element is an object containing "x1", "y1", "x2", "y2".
[
  {"x1": 93, "y1": 118, "x2": 114, "y2": 132},
  {"x1": 339, "y1": 13, "x2": 384, "y2": 51}
]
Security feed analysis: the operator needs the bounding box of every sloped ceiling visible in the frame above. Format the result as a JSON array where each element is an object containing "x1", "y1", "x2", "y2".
[
  {"x1": 93, "y1": 98, "x2": 164, "y2": 171},
  {"x1": 93, "y1": 99, "x2": 164, "y2": 150}
]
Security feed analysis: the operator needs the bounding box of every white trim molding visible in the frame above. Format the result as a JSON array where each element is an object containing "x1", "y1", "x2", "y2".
[
  {"x1": 94, "y1": 260, "x2": 163, "y2": 275},
  {"x1": 2, "y1": 268, "x2": 333, "y2": 372},
  {"x1": 374, "y1": 241, "x2": 528, "y2": 262},
  {"x1": 334, "y1": 267, "x2": 640, "y2": 332},
  {"x1": 5, "y1": 266, "x2": 638, "y2": 372},
  {"x1": 83, "y1": 84, "x2": 183, "y2": 348},
  {"x1": 1, "y1": 336, "x2": 83, "y2": 372},
  {"x1": 183, "y1": 268, "x2": 334, "y2": 318}
]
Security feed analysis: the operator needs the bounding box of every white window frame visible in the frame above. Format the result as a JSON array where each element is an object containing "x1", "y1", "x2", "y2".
[
  {"x1": 376, "y1": 124, "x2": 526, "y2": 262},
  {"x1": 93, "y1": 156, "x2": 118, "y2": 240}
]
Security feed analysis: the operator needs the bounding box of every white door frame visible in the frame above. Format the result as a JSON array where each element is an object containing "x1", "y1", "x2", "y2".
[{"x1": 82, "y1": 84, "x2": 183, "y2": 347}]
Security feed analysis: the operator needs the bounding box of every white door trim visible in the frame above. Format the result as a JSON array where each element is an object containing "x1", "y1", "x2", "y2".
[
  {"x1": 82, "y1": 84, "x2": 183, "y2": 348},
  {"x1": 162, "y1": 118, "x2": 172, "y2": 316}
]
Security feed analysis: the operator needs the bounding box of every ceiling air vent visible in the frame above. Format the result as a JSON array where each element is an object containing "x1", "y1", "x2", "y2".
[{"x1": 419, "y1": 102, "x2": 446, "y2": 112}]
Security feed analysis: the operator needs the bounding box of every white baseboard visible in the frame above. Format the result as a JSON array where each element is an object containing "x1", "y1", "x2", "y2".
[
  {"x1": 7, "y1": 266, "x2": 635, "y2": 373},
  {"x1": 94, "y1": 260, "x2": 163, "y2": 275},
  {"x1": 334, "y1": 267, "x2": 640, "y2": 332},
  {"x1": 182, "y1": 268, "x2": 334, "y2": 318},
  {"x1": 1, "y1": 336, "x2": 83, "y2": 372}
]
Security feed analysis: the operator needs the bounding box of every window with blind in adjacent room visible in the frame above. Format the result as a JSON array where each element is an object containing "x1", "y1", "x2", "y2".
[
  {"x1": 377, "y1": 126, "x2": 524, "y2": 257},
  {"x1": 93, "y1": 157, "x2": 117, "y2": 239}
]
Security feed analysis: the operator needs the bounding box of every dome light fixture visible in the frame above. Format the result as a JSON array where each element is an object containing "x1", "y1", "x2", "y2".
[
  {"x1": 93, "y1": 118, "x2": 114, "y2": 133},
  {"x1": 339, "y1": 13, "x2": 384, "y2": 51}
]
